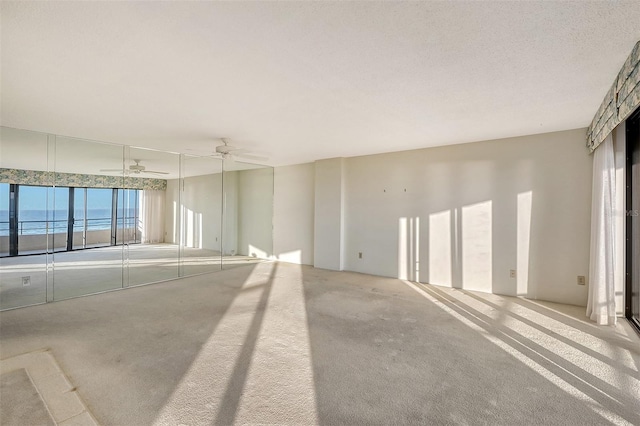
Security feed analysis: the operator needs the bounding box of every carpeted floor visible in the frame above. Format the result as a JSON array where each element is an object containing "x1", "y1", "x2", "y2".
[
  {"x1": 0, "y1": 369, "x2": 55, "y2": 426},
  {"x1": 0, "y1": 261, "x2": 638, "y2": 425}
]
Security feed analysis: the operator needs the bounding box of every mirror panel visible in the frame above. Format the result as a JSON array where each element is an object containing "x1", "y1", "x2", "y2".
[
  {"x1": 49, "y1": 136, "x2": 125, "y2": 301},
  {"x1": 0, "y1": 126, "x2": 274, "y2": 310},
  {"x1": 126, "y1": 147, "x2": 180, "y2": 286},
  {"x1": 0, "y1": 127, "x2": 50, "y2": 309}
]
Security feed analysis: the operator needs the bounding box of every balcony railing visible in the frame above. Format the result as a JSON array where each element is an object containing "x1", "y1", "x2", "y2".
[
  {"x1": 0, "y1": 217, "x2": 138, "y2": 236},
  {"x1": 0, "y1": 217, "x2": 140, "y2": 256}
]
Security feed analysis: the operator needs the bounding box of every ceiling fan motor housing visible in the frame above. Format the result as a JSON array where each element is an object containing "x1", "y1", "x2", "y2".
[{"x1": 216, "y1": 145, "x2": 233, "y2": 154}]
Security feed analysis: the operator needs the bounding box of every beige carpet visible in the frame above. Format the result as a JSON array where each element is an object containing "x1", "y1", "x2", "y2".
[
  {"x1": 0, "y1": 349, "x2": 97, "y2": 425},
  {"x1": 0, "y1": 262, "x2": 638, "y2": 425},
  {"x1": 0, "y1": 369, "x2": 55, "y2": 426}
]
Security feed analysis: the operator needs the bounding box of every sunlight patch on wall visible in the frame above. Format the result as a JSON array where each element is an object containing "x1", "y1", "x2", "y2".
[
  {"x1": 197, "y1": 212, "x2": 203, "y2": 249},
  {"x1": 429, "y1": 210, "x2": 452, "y2": 287},
  {"x1": 461, "y1": 201, "x2": 492, "y2": 292},
  {"x1": 276, "y1": 249, "x2": 302, "y2": 264},
  {"x1": 398, "y1": 218, "x2": 408, "y2": 280},
  {"x1": 398, "y1": 217, "x2": 420, "y2": 281},
  {"x1": 517, "y1": 191, "x2": 533, "y2": 296},
  {"x1": 180, "y1": 207, "x2": 204, "y2": 249},
  {"x1": 248, "y1": 244, "x2": 269, "y2": 259},
  {"x1": 172, "y1": 201, "x2": 177, "y2": 244},
  {"x1": 186, "y1": 208, "x2": 194, "y2": 247}
]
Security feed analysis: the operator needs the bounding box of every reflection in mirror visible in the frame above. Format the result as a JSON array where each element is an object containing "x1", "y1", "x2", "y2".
[
  {"x1": 222, "y1": 159, "x2": 273, "y2": 270},
  {"x1": 49, "y1": 136, "x2": 125, "y2": 300},
  {"x1": 126, "y1": 147, "x2": 180, "y2": 286},
  {"x1": 0, "y1": 127, "x2": 50, "y2": 309},
  {"x1": 1, "y1": 126, "x2": 274, "y2": 310},
  {"x1": 176, "y1": 154, "x2": 223, "y2": 276}
]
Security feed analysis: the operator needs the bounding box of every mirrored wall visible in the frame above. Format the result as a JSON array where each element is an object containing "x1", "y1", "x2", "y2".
[{"x1": 0, "y1": 127, "x2": 273, "y2": 310}]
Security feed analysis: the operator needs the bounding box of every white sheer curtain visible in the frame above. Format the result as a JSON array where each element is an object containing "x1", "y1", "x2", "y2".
[
  {"x1": 139, "y1": 189, "x2": 165, "y2": 244},
  {"x1": 587, "y1": 134, "x2": 617, "y2": 325}
]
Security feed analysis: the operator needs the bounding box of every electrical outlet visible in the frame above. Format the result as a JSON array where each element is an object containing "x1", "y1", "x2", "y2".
[
  {"x1": 358, "y1": 252, "x2": 363, "y2": 259},
  {"x1": 22, "y1": 276, "x2": 31, "y2": 287},
  {"x1": 510, "y1": 270, "x2": 516, "y2": 279},
  {"x1": 577, "y1": 276, "x2": 586, "y2": 286}
]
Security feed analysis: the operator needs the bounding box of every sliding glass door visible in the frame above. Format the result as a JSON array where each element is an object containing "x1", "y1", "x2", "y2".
[
  {"x1": 17, "y1": 185, "x2": 55, "y2": 255},
  {"x1": 0, "y1": 185, "x2": 126, "y2": 256},
  {"x1": 72, "y1": 188, "x2": 114, "y2": 249}
]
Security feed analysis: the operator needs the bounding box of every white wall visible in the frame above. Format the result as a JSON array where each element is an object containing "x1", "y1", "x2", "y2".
[
  {"x1": 273, "y1": 163, "x2": 315, "y2": 265},
  {"x1": 237, "y1": 168, "x2": 273, "y2": 258},
  {"x1": 341, "y1": 129, "x2": 592, "y2": 306},
  {"x1": 314, "y1": 158, "x2": 346, "y2": 270},
  {"x1": 222, "y1": 171, "x2": 238, "y2": 256},
  {"x1": 163, "y1": 128, "x2": 595, "y2": 307}
]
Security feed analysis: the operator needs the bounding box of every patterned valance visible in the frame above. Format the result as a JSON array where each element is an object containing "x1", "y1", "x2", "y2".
[
  {"x1": 587, "y1": 40, "x2": 640, "y2": 152},
  {"x1": 0, "y1": 168, "x2": 167, "y2": 190}
]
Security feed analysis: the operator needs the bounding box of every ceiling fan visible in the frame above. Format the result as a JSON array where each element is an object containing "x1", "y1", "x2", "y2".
[
  {"x1": 100, "y1": 159, "x2": 169, "y2": 176},
  {"x1": 189, "y1": 138, "x2": 268, "y2": 162}
]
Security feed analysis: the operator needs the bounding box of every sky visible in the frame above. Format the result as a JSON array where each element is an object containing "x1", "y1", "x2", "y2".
[{"x1": 0, "y1": 184, "x2": 7, "y2": 211}]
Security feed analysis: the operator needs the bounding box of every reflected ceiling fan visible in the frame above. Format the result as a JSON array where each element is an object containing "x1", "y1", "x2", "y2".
[
  {"x1": 190, "y1": 138, "x2": 268, "y2": 162},
  {"x1": 100, "y1": 159, "x2": 169, "y2": 176}
]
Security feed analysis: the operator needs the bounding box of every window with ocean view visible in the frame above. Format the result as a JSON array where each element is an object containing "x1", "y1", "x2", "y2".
[{"x1": 0, "y1": 184, "x2": 141, "y2": 257}]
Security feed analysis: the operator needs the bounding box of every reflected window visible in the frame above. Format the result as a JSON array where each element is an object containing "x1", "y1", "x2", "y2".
[
  {"x1": 116, "y1": 189, "x2": 141, "y2": 245},
  {"x1": 0, "y1": 185, "x2": 143, "y2": 257},
  {"x1": 18, "y1": 185, "x2": 53, "y2": 255},
  {"x1": 72, "y1": 188, "x2": 113, "y2": 249},
  {"x1": 0, "y1": 183, "x2": 8, "y2": 257}
]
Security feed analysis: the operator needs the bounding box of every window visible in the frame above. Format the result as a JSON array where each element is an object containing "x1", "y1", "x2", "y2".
[
  {"x1": 0, "y1": 183, "x2": 8, "y2": 257},
  {"x1": 0, "y1": 185, "x2": 142, "y2": 257}
]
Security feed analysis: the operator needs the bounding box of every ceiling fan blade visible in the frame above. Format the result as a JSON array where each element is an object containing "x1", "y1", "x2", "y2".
[{"x1": 143, "y1": 170, "x2": 170, "y2": 175}]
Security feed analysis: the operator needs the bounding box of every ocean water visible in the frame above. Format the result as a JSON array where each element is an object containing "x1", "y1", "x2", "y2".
[{"x1": 0, "y1": 209, "x2": 138, "y2": 236}]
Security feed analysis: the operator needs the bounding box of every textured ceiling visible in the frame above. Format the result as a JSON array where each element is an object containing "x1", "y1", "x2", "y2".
[{"x1": 2, "y1": 1, "x2": 640, "y2": 166}]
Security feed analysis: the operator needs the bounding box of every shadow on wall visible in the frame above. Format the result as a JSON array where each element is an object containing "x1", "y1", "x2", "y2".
[{"x1": 398, "y1": 191, "x2": 534, "y2": 297}]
